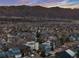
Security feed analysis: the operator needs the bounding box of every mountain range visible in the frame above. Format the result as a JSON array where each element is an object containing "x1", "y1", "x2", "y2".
[{"x1": 0, "y1": 5, "x2": 79, "y2": 19}]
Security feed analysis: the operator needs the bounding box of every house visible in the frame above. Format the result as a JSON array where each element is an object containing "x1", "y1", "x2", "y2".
[
  {"x1": 0, "y1": 48, "x2": 22, "y2": 58},
  {"x1": 6, "y1": 51, "x2": 14, "y2": 58},
  {"x1": 24, "y1": 41, "x2": 39, "y2": 51},
  {"x1": 0, "y1": 51, "x2": 7, "y2": 58},
  {"x1": 40, "y1": 41, "x2": 52, "y2": 56},
  {"x1": 8, "y1": 48, "x2": 22, "y2": 58},
  {"x1": 68, "y1": 33, "x2": 79, "y2": 41},
  {"x1": 47, "y1": 35, "x2": 61, "y2": 50},
  {"x1": 55, "y1": 49, "x2": 76, "y2": 58},
  {"x1": 65, "y1": 49, "x2": 76, "y2": 57}
]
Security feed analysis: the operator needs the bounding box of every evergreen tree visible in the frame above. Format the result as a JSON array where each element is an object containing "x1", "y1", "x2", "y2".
[{"x1": 76, "y1": 50, "x2": 79, "y2": 58}]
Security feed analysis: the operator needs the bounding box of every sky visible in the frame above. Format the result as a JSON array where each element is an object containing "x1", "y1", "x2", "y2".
[{"x1": 0, "y1": 0, "x2": 79, "y2": 8}]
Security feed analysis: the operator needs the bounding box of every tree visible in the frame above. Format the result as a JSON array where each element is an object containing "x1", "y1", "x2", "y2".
[
  {"x1": 76, "y1": 50, "x2": 79, "y2": 58},
  {"x1": 35, "y1": 27, "x2": 41, "y2": 43},
  {"x1": 59, "y1": 34, "x2": 67, "y2": 45}
]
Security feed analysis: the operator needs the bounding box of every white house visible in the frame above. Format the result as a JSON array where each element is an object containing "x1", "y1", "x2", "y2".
[{"x1": 24, "y1": 41, "x2": 39, "y2": 50}]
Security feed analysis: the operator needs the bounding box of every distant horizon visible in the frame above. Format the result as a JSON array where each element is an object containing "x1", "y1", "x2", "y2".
[
  {"x1": 0, "y1": 5, "x2": 79, "y2": 9},
  {"x1": 0, "y1": 0, "x2": 79, "y2": 9}
]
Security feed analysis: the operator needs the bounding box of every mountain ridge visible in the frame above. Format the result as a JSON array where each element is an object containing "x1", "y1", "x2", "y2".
[{"x1": 0, "y1": 5, "x2": 79, "y2": 19}]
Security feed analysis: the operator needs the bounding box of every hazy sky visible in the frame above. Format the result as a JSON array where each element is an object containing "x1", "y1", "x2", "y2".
[{"x1": 0, "y1": 0, "x2": 79, "y2": 8}]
